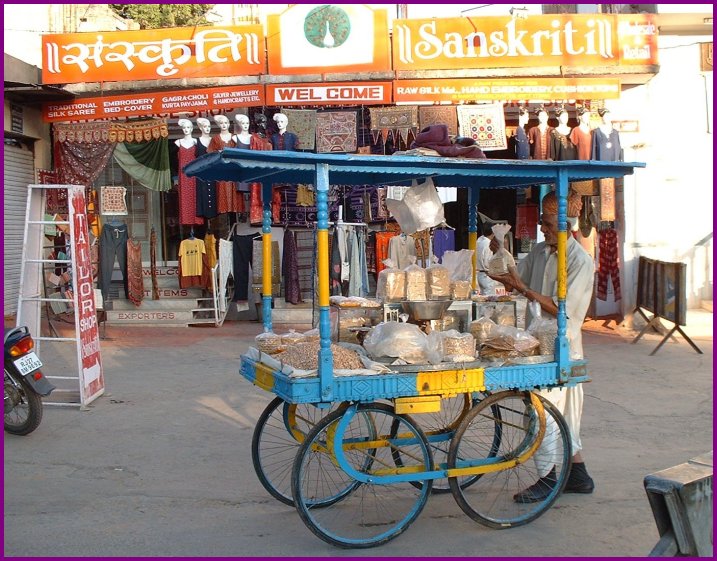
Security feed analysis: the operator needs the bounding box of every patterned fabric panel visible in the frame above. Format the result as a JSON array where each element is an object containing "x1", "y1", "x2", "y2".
[
  {"x1": 316, "y1": 111, "x2": 358, "y2": 153},
  {"x1": 457, "y1": 103, "x2": 508, "y2": 151}
]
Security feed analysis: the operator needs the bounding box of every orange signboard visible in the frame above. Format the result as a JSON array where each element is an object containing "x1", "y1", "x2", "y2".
[
  {"x1": 266, "y1": 82, "x2": 391, "y2": 106},
  {"x1": 42, "y1": 85, "x2": 265, "y2": 123},
  {"x1": 394, "y1": 78, "x2": 621, "y2": 103},
  {"x1": 42, "y1": 25, "x2": 264, "y2": 85},
  {"x1": 393, "y1": 14, "x2": 658, "y2": 71},
  {"x1": 267, "y1": 4, "x2": 390, "y2": 75}
]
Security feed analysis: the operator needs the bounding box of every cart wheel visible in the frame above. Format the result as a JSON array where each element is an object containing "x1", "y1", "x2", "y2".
[
  {"x1": 393, "y1": 393, "x2": 493, "y2": 494},
  {"x1": 251, "y1": 397, "x2": 341, "y2": 506},
  {"x1": 292, "y1": 402, "x2": 433, "y2": 548},
  {"x1": 448, "y1": 390, "x2": 571, "y2": 529}
]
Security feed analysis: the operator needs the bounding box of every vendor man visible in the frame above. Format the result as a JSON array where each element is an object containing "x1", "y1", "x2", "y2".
[{"x1": 489, "y1": 190, "x2": 595, "y2": 502}]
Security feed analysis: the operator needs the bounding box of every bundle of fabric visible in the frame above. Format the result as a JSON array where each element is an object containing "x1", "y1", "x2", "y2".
[{"x1": 410, "y1": 125, "x2": 486, "y2": 159}]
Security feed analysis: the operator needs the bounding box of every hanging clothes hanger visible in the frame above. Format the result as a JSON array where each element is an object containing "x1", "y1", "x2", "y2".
[{"x1": 189, "y1": 227, "x2": 195, "y2": 240}]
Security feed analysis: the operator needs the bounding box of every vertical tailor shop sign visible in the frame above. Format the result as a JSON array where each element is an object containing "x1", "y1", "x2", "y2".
[
  {"x1": 267, "y1": 4, "x2": 390, "y2": 74},
  {"x1": 69, "y1": 186, "x2": 105, "y2": 405},
  {"x1": 392, "y1": 14, "x2": 658, "y2": 70},
  {"x1": 42, "y1": 25, "x2": 264, "y2": 85}
]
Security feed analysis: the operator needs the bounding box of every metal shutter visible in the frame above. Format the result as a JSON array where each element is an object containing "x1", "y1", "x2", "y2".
[{"x1": 4, "y1": 143, "x2": 35, "y2": 317}]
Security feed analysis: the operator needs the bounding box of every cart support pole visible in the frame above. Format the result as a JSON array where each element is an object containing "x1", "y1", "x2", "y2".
[
  {"x1": 468, "y1": 186, "x2": 479, "y2": 290},
  {"x1": 556, "y1": 168, "x2": 570, "y2": 380},
  {"x1": 315, "y1": 163, "x2": 334, "y2": 401},
  {"x1": 261, "y1": 182, "x2": 273, "y2": 332}
]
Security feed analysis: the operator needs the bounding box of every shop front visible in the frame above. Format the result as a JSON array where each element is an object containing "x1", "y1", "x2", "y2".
[{"x1": 38, "y1": 6, "x2": 658, "y2": 323}]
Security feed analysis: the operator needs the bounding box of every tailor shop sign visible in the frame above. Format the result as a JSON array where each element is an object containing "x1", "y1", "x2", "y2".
[
  {"x1": 42, "y1": 85, "x2": 265, "y2": 123},
  {"x1": 42, "y1": 25, "x2": 264, "y2": 85},
  {"x1": 393, "y1": 14, "x2": 658, "y2": 70}
]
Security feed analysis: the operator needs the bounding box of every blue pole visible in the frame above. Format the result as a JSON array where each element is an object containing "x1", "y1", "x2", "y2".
[
  {"x1": 314, "y1": 163, "x2": 333, "y2": 401},
  {"x1": 555, "y1": 168, "x2": 570, "y2": 381},
  {"x1": 261, "y1": 182, "x2": 273, "y2": 332}
]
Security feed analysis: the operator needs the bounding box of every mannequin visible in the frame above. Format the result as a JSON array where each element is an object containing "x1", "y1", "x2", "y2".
[
  {"x1": 570, "y1": 107, "x2": 593, "y2": 160},
  {"x1": 193, "y1": 118, "x2": 218, "y2": 220},
  {"x1": 550, "y1": 106, "x2": 577, "y2": 161},
  {"x1": 270, "y1": 112, "x2": 299, "y2": 151},
  {"x1": 208, "y1": 115, "x2": 243, "y2": 214},
  {"x1": 591, "y1": 108, "x2": 621, "y2": 161},
  {"x1": 514, "y1": 107, "x2": 530, "y2": 160},
  {"x1": 233, "y1": 114, "x2": 252, "y2": 149},
  {"x1": 175, "y1": 119, "x2": 203, "y2": 226},
  {"x1": 528, "y1": 106, "x2": 553, "y2": 160},
  {"x1": 251, "y1": 113, "x2": 273, "y2": 151}
]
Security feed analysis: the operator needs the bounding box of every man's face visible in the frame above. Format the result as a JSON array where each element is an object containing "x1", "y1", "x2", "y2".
[{"x1": 540, "y1": 213, "x2": 559, "y2": 248}]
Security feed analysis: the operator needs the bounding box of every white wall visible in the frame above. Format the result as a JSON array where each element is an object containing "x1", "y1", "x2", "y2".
[{"x1": 611, "y1": 34, "x2": 713, "y2": 315}]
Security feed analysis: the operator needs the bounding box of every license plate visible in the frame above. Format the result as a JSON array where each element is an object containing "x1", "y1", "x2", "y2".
[{"x1": 13, "y1": 352, "x2": 43, "y2": 376}]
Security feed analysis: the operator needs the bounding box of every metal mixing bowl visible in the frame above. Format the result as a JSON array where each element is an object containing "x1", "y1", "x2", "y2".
[{"x1": 400, "y1": 300, "x2": 452, "y2": 321}]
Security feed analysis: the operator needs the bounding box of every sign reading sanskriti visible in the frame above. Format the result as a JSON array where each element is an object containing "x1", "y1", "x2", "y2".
[
  {"x1": 42, "y1": 25, "x2": 264, "y2": 85},
  {"x1": 393, "y1": 14, "x2": 658, "y2": 71}
]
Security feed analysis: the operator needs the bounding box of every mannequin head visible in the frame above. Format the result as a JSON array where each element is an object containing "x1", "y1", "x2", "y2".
[
  {"x1": 577, "y1": 107, "x2": 591, "y2": 126},
  {"x1": 177, "y1": 118, "x2": 193, "y2": 136},
  {"x1": 518, "y1": 107, "x2": 529, "y2": 127},
  {"x1": 598, "y1": 108, "x2": 612, "y2": 126},
  {"x1": 254, "y1": 112, "x2": 268, "y2": 132},
  {"x1": 555, "y1": 106, "x2": 569, "y2": 126},
  {"x1": 235, "y1": 113, "x2": 250, "y2": 132},
  {"x1": 535, "y1": 106, "x2": 548, "y2": 125},
  {"x1": 214, "y1": 114, "x2": 230, "y2": 132},
  {"x1": 196, "y1": 118, "x2": 212, "y2": 136},
  {"x1": 273, "y1": 112, "x2": 288, "y2": 133}
]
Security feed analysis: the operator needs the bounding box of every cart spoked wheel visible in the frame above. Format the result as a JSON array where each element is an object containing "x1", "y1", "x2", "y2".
[
  {"x1": 392, "y1": 392, "x2": 498, "y2": 494},
  {"x1": 292, "y1": 402, "x2": 433, "y2": 548},
  {"x1": 448, "y1": 390, "x2": 571, "y2": 529},
  {"x1": 251, "y1": 397, "x2": 344, "y2": 506}
]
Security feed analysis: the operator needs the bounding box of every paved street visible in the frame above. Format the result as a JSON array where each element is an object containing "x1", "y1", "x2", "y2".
[{"x1": 4, "y1": 313, "x2": 712, "y2": 557}]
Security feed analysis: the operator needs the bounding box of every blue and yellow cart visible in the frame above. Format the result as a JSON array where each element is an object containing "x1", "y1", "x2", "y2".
[{"x1": 185, "y1": 150, "x2": 644, "y2": 548}]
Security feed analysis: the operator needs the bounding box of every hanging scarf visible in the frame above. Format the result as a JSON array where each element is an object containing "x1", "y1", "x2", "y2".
[{"x1": 127, "y1": 239, "x2": 144, "y2": 307}]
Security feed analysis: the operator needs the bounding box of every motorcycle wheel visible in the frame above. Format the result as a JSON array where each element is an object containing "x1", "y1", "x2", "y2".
[{"x1": 4, "y1": 370, "x2": 43, "y2": 435}]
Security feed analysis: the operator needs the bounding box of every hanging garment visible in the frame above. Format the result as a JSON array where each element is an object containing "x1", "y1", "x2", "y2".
[
  {"x1": 330, "y1": 228, "x2": 342, "y2": 296},
  {"x1": 217, "y1": 238, "x2": 234, "y2": 313},
  {"x1": 432, "y1": 229, "x2": 455, "y2": 263},
  {"x1": 599, "y1": 178, "x2": 616, "y2": 222},
  {"x1": 357, "y1": 228, "x2": 370, "y2": 297},
  {"x1": 294, "y1": 230, "x2": 316, "y2": 303},
  {"x1": 375, "y1": 231, "x2": 398, "y2": 274},
  {"x1": 514, "y1": 126, "x2": 530, "y2": 159},
  {"x1": 99, "y1": 223, "x2": 129, "y2": 302},
  {"x1": 528, "y1": 126, "x2": 553, "y2": 160},
  {"x1": 127, "y1": 238, "x2": 144, "y2": 307},
  {"x1": 366, "y1": 231, "x2": 377, "y2": 274},
  {"x1": 388, "y1": 234, "x2": 417, "y2": 270},
  {"x1": 249, "y1": 184, "x2": 263, "y2": 226},
  {"x1": 231, "y1": 234, "x2": 256, "y2": 302},
  {"x1": 591, "y1": 127, "x2": 622, "y2": 161},
  {"x1": 208, "y1": 135, "x2": 244, "y2": 214},
  {"x1": 597, "y1": 228, "x2": 621, "y2": 301},
  {"x1": 177, "y1": 144, "x2": 204, "y2": 225},
  {"x1": 411, "y1": 229, "x2": 432, "y2": 268},
  {"x1": 150, "y1": 227, "x2": 160, "y2": 300},
  {"x1": 178, "y1": 238, "x2": 206, "y2": 277},
  {"x1": 272, "y1": 187, "x2": 282, "y2": 224},
  {"x1": 204, "y1": 233, "x2": 218, "y2": 269},
  {"x1": 282, "y1": 229, "x2": 303, "y2": 304},
  {"x1": 295, "y1": 185, "x2": 315, "y2": 207},
  {"x1": 347, "y1": 229, "x2": 363, "y2": 297},
  {"x1": 550, "y1": 129, "x2": 577, "y2": 161},
  {"x1": 570, "y1": 126, "x2": 592, "y2": 160},
  {"x1": 336, "y1": 226, "x2": 350, "y2": 282},
  {"x1": 195, "y1": 140, "x2": 218, "y2": 219},
  {"x1": 178, "y1": 252, "x2": 212, "y2": 290}
]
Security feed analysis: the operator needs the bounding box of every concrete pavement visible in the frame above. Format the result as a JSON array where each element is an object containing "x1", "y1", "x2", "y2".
[{"x1": 4, "y1": 311, "x2": 713, "y2": 557}]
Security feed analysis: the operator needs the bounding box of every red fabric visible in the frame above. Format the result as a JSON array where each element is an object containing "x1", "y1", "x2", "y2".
[
  {"x1": 272, "y1": 187, "x2": 282, "y2": 223},
  {"x1": 54, "y1": 139, "x2": 115, "y2": 186},
  {"x1": 177, "y1": 145, "x2": 204, "y2": 225},
  {"x1": 127, "y1": 239, "x2": 144, "y2": 307},
  {"x1": 207, "y1": 135, "x2": 244, "y2": 214},
  {"x1": 375, "y1": 231, "x2": 398, "y2": 274},
  {"x1": 516, "y1": 204, "x2": 539, "y2": 240},
  {"x1": 597, "y1": 228, "x2": 621, "y2": 301},
  {"x1": 249, "y1": 183, "x2": 263, "y2": 226}
]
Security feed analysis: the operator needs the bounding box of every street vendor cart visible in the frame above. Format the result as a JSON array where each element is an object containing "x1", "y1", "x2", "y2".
[{"x1": 185, "y1": 150, "x2": 644, "y2": 548}]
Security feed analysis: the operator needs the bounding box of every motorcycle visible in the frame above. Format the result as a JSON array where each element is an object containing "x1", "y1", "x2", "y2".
[{"x1": 4, "y1": 326, "x2": 55, "y2": 435}]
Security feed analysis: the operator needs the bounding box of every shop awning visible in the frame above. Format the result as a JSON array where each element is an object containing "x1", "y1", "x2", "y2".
[{"x1": 183, "y1": 149, "x2": 645, "y2": 189}]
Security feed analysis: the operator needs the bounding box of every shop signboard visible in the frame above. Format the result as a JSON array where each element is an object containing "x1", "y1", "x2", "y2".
[
  {"x1": 394, "y1": 77, "x2": 620, "y2": 102},
  {"x1": 42, "y1": 85, "x2": 265, "y2": 123},
  {"x1": 42, "y1": 25, "x2": 264, "y2": 85},
  {"x1": 267, "y1": 4, "x2": 390, "y2": 75},
  {"x1": 266, "y1": 82, "x2": 392, "y2": 106},
  {"x1": 393, "y1": 14, "x2": 658, "y2": 71},
  {"x1": 69, "y1": 185, "x2": 105, "y2": 405}
]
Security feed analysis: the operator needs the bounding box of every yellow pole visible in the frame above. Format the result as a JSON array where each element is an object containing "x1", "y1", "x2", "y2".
[
  {"x1": 557, "y1": 232, "x2": 567, "y2": 300},
  {"x1": 317, "y1": 229, "x2": 329, "y2": 307},
  {"x1": 262, "y1": 233, "x2": 272, "y2": 296}
]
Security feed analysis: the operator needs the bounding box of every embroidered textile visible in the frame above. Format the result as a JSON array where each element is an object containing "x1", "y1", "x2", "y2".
[
  {"x1": 127, "y1": 239, "x2": 144, "y2": 307},
  {"x1": 54, "y1": 122, "x2": 111, "y2": 143},
  {"x1": 56, "y1": 139, "x2": 115, "y2": 186},
  {"x1": 370, "y1": 106, "x2": 419, "y2": 144},
  {"x1": 283, "y1": 109, "x2": 317, "y2": 150},
  {"x1": 597, "y1": 228, "x2": 621, "y2": 301},
  {"x1": 100, "y1": 186, "x2": 128, "y2": 215},
  {"x1": 282, "y1": 228, "x2": 303, "y2": 304},
  {"x1": 273, "y1": 185, "x2": 339, "y2": 226},
  {"x1": 109, "y1": 120, "x2": 169, "y2": 143},
  {"x1": 599, "y1": 178, "x2": 616, "y2": 222},
  {"x1": 418, "y1": 106, "x2": 458, "y2": 137},
  {"x1": 457, "y1": 103, "x2": 507, "y2": 151},
  {"x1": 316, "y1": 111, "x2": 358, "y2": 153},
  {"x1": 150, "y1": 227, "x2": 160, "y2": 300},
  {"x1": 294, "y1": 230, "x2": 317, "y2": 302}
]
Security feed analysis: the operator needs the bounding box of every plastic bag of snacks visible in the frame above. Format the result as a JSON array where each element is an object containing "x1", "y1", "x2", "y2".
[
  {"x1": 302, "y1": 328, "x2": 321, "y2": 343},
  {"x1": 470, "y1": 313, "x2": 498, "y2": 346},
  {"x1": 255, "y1": 331, "x2": 283, "y2": 354},
  {"x1": 376, "y1": 259, "x2": 406, "y2": 302},
  {"x1": 526, "y1": 300, "x2": 558, "y2": 355},
  {"x1": 451, "y1": 280, "x2": 472, "y2": 300},
  {"x1": 426, "y1": 257, "x2": 452, "y2": 300},
  {"x1": 441, "y1": 330, "x2": 476, "y2": 362},
  {"x1": 281, "y1": 330, "x2": 305, "y2": 346},
  {"x1": 488, "y1": 223, "x2": 516, "y2": 276},
  {"x1": 404, "y1": 257, "x2": 427, "y2": 301}
]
